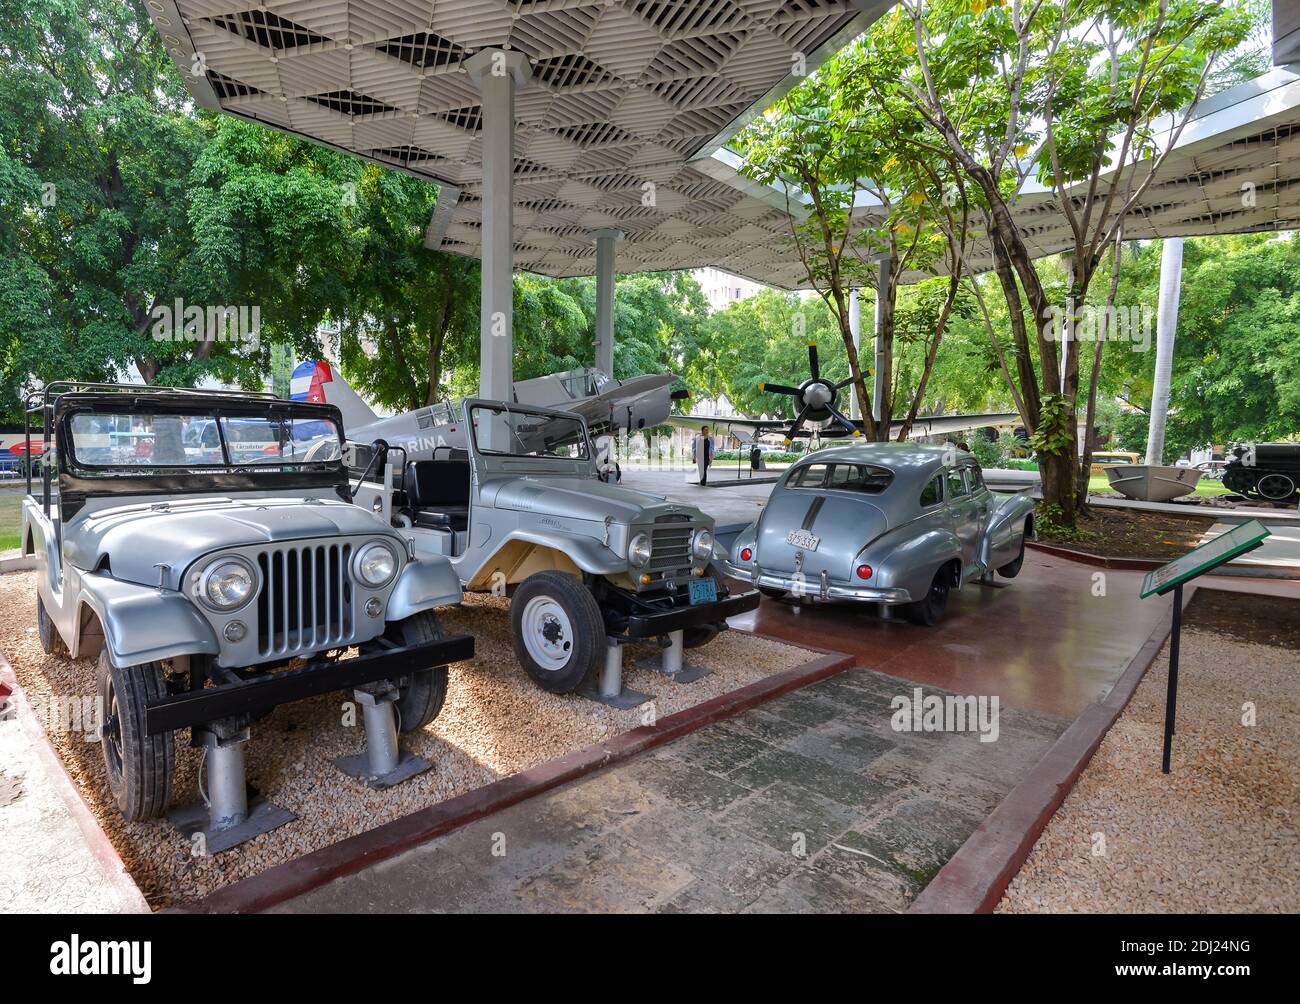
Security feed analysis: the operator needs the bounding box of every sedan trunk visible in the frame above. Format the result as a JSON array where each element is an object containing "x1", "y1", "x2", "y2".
[{"x1": 756, "y1": 491, "x2": 889, "y2": 579}]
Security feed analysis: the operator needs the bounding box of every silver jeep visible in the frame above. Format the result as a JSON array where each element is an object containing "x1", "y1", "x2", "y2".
[
  {"x1": 352, "y1": 399, "x2": 759, "y2": 699},
  {"x1": 21, "y1": 383, "x2": 472, "y2": 848}
]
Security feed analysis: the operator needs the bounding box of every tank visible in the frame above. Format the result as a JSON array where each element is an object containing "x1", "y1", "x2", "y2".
[{"x1": 1222, "y1": 443, "x2": 1300, "y2": 502}]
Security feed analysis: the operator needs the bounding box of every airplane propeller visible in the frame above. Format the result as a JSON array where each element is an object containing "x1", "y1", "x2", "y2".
[{"x1": 758, "y1": 342, "x2": 861, "y2": 444}]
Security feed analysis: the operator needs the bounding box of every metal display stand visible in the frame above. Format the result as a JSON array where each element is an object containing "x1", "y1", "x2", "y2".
[
  {"x1": 334, "y1": 683, "x2": 432, "y2": 789},
  {"x1": 168, "y1": 722, "x2": 296, "y2": 854},
  {"x1": 580, "y1": 637, "x2": 652, "y2": 709},
  {"x1": 1140, "y1": 519, "x2": 1271, "y2": 773},
  {"x1": 637, "y1": 629, "x2": 713, "y2": 684}
]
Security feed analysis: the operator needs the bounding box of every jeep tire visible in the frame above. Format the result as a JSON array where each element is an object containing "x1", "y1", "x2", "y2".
[
  {"x1": 371, "y1": 610, "x2": 450, "y2": 733},
  {"x1": 37, "y1": 594, "x2": 66, "y2": 656},
  {"x1": 511, "y1": 571, "x2": 604, "y2": 694},
  {"x1": 96, "y1": 651, "x2": 174, "y2": 821}
]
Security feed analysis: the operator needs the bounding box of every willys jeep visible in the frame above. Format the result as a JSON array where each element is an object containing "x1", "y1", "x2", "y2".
[
  {"x1": 351, "y1": 399, "x2": 759, "y2": 704},
  {"x1": 21, "y1": 383, "x2": 473, "y2": 851}
]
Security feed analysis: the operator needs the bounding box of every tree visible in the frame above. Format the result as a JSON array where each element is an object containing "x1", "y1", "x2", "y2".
[
  {"x1": 0, "y1": 1, "x2": 370, "y2": 411},
  {"x1": 876, "y1": 0, "x2": 1251, "y2": 523},
  {"x1": 736, "y1": 48, "x2": 975, "y2": 441}
]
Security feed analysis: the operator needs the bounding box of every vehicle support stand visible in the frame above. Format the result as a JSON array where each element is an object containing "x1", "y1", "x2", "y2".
[
  {"x1": 580, "y1": 637, "x2": 651, "y2": 709},
  {"x1": 640, "y1": 629, "x2": 712, "y2": 684},
  {"x1": 335, "y1": 684, "x2": 432, "y2": 789},
  {"x1": 168, "y1": 724, "x2": 295, "y2": 855}
]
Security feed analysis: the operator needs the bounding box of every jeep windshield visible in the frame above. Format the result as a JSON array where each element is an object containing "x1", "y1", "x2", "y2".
[
  {"x1": 65, "y1": 411, "x2": 344, "y2": 473},
  {"x1": 470, "y1": 404, "x2": 590, "y2": 460}
]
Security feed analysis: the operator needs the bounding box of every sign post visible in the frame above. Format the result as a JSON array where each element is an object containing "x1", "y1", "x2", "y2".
[{"x1": 1140, "y1": 519, "x2": 1271, "y2": 773}]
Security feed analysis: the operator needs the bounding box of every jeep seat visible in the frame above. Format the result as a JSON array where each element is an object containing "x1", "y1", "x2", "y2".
[{"x1": 405, "y1": 459, "x2": 471, "y2": 532}]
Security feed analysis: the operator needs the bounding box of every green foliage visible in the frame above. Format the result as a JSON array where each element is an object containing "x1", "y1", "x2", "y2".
[
  {"x1": 1033, "y1": 502, "x2": 1098, "y2": 544},
  {"x1": 1027, "y1": 394, "x2": 1075, "y2": 456}
]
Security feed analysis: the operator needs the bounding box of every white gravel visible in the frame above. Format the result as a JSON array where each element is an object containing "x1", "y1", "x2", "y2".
[
  {"x1": 998, "y1": 621, "x2": 1299, "y2": 913},
  {"x1": 0, "y1": 572, "x2": 811, "y2": 908}
]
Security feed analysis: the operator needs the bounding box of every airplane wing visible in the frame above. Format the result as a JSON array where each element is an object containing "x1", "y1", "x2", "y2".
[{"x1": 667, "y1": 411, "x2": 1021, "y2": 442}]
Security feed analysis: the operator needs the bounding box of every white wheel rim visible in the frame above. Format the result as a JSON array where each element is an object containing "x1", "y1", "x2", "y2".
[
  {"x1": 520, "y1": 596, "x2": 574, "y2": 672},
  {"x1": 1257, "y1": 474, "x2": 1294, "y2": 500}
]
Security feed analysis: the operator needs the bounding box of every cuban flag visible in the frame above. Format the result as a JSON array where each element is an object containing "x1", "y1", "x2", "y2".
[{"x1": 290, "y1": 360, "x2": 333, "y2": 404}]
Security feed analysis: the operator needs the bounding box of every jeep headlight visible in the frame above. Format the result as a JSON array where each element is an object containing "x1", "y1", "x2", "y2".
[
  {"x1": 692, "y1": 529, "x2": 714, "y2": 564},
  {"x1": 199, "y1": 558, "x2": 256, "y2": 612},
  {"x1": 627, "y1": 533, "x2": 652, "y2": 569},
  {"x1": 354, "y1": 541, "x2": 398, "y2": 587}
]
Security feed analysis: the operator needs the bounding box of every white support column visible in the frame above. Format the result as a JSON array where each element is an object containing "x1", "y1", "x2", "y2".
[
  {"x1": 848, "y1": 288, "x2": 861, "y2": 421},
  {"x1": 872, "y1": 254, "x2": 890, "y2": 424},
  {"x1": 592, "y1": 228, "x2": 623, "y2": 379},
  {"x1": 1146, "y1": 238, "x2": 1184, "y2": 466},
  {"x1": 1060, "y1": 252, "x2": 1075, "y2": 394},
  {"x1": 465, "y1": 48, "x2": 531, "y2": 404}
]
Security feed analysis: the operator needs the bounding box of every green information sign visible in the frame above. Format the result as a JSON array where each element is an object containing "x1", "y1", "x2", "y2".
[{"x1": 1140, "y1": 519, "x2": 1271, "y2": 598}]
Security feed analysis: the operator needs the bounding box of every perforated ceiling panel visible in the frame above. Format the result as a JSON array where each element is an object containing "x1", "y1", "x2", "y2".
[
  {"x1": 144, "y1": 2, "x2": 1300, "y2": 289},
  {"x1": 144, "y1": 0, "x2": 878, "y2": 285}
]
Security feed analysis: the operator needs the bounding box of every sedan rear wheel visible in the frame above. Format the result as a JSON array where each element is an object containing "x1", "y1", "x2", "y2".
[{"x1": 904, "y1": 567, "x2": 951, "y2": 627}]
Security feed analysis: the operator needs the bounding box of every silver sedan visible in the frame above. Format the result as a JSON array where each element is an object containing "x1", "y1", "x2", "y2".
[{"x1": 725, "y1": 443, "x2": 1035, "y2": 625}]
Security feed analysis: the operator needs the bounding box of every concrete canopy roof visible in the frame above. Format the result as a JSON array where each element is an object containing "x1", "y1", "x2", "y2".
[
  {"x1": 143, "y1": 0, "x2": 890, "y2": 284},
  {"x1": 145, "y1": 2, "x2": 1300, "y2": 290}
]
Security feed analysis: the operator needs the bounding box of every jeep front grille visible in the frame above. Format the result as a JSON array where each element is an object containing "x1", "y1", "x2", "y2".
[
  {"x1": 256, "y1": 543, "x2": 353, "y2": 657},
  {"x1": 650, "y1": 515, "x2": 693, "y2": 574}
]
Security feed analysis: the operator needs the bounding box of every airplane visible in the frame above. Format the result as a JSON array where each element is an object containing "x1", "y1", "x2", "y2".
[
  {"x1": 290, "y1": 360, "x2": 687, "y2": 469},
  {"x1": 665, "y1": 342, "x2": 1020, "y2": 447}
]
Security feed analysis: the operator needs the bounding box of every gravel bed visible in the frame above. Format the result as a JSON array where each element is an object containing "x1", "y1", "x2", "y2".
[
  {"x1": 998, "y1": 595, "x2": 1299, "y2": 913},
  {"x1": 0, "y1": 571, "x2": 812, "y2": 908}
]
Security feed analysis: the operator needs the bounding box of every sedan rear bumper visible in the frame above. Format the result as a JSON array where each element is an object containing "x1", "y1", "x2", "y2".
[{"x1": 723, "y1": 561, "x2": 913, "y2": 605}]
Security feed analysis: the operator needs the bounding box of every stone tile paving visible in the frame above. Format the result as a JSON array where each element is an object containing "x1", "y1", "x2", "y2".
[{"x1": 272, "y1": 668, "x2": 1067, "y2": 914}]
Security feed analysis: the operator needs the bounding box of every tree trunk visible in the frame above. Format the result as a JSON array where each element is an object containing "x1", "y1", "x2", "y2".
[{"x1": 1039, "y1": 450, "x2": 1077, "y2": 525}]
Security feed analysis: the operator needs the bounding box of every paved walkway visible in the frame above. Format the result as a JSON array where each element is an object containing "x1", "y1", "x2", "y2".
[
  {"x1": 1202, "y1": 519, "x2": 1300, "y2": 572},
  {"x1": 270, "y1": 667, "x2": 1066, "y2": 913},
  {"x1": 0, "y1": 693, "x2": 144, "y2": 913}
]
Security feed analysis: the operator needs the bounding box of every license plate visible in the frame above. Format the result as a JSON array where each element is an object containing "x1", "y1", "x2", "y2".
[
  {"x1": 785, "y1": 528, "x2": 820, "y2": 551},
  {"x1": 688, "y1": 577, "x2": 718, "y2": 605}
]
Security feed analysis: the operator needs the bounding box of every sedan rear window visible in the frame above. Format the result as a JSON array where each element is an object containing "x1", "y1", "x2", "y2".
[{"x1": 787, "y1": 462, "x2": 893, "y2": 494}]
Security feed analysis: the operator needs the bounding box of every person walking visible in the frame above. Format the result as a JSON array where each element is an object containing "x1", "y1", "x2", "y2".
[{"x1": 693, "y1": 425, "x2": 714, "y2": 486}]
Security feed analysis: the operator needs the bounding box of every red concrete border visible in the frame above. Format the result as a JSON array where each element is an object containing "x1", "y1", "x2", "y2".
[
  {"x1": 177, "y1": 642, "x2": 855, "y2": 914},
  {"x1": 908, "y1": 585, "x2": 1194, "y2": 914},
  {"x1": 1027, "y1": 540, "x2": 1162, "y2": 571},
  {"x1": 0, "y1": 653, "x2": 151, "y2": 914}
]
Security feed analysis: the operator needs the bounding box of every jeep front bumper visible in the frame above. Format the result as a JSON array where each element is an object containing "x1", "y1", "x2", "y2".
[
  {"x1": 620, "y1": 588, "x2": 760, "y2": 638},
  {"x1": 142, "y1": 634, "x2": 474, "y2": 736}
]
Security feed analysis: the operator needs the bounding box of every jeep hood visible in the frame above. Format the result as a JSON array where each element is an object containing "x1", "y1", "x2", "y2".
[
  {"x1": 482, "y1": 476, "x2": 708, "y2": 526},
  {"x1": 63, "y1": 496, "x2": 394, "y2": 587}
]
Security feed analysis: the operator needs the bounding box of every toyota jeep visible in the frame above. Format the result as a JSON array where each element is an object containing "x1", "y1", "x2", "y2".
[
  {"x1": 20, "y1": 383, "x2": 472, "y2": 839},
  {"x1": 351, "y1": 399, "x2": 759, "y2": 696}
]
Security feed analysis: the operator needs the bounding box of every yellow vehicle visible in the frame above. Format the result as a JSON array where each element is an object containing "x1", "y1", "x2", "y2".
[{"x1": 1090, "y1": 451, "x2": 1140, "y2": 476}]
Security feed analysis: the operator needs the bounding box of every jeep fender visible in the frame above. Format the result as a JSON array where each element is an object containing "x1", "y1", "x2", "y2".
[
  {"x1": 387, "y1": 556, "x2": 464, "y2": 621},
  {"x1": 468, "y1": 530, "x2": 625, "y2": 590},
  {"x1": 77, "y1": 572, "x2": 220, "y2": 668}
]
